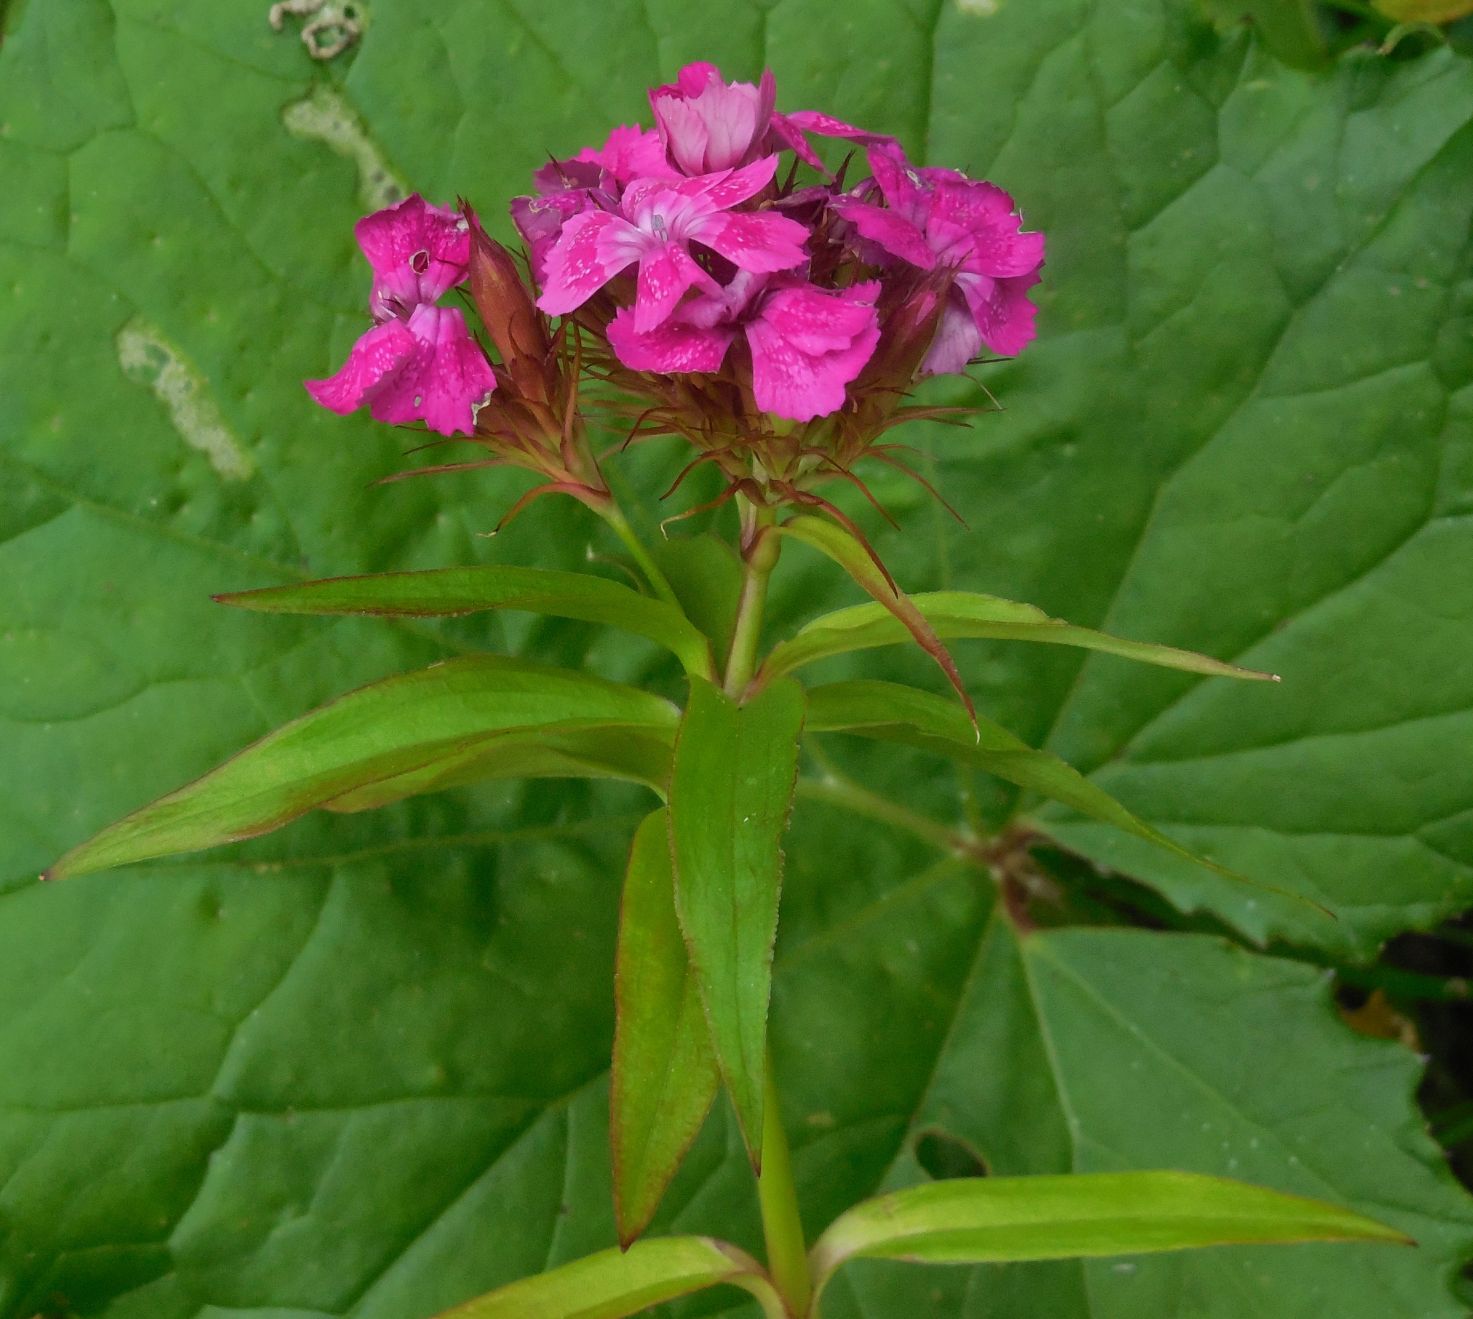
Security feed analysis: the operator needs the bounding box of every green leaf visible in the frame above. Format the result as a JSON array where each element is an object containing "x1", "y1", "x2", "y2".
[
  {"x1": 610, "y1": 810, "x2": 720, "y2": 1247},
  {"x1": 48, "y1": 658, "x2": 677, "y2": 879},
  {"x1": 318, "y1": 724, "x2": 676, "y2": 812},
  {"x1": 668, "y1": 677, "x2": 804, "y2": 1166},
  {"x1": 433, "y1": 1235, "x2": 777, "y2": 1319},
  {"x1": 764, "y1": 590, "x2": 1277, "y2": 684},
  {"x1": 811, "y1": 1170, "x2": 1407, "y2": 1296},
  {"x1": 806, "y1": 679, "x2": 1258, "y2": 893},
  {"x1": 774, "y1": 515, "x2": 976, "y2": 724},
  {"x1": 217, "y1": 566, "x2": 714, "y2": 679}
]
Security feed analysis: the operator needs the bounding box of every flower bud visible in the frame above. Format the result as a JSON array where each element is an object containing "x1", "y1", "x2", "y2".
[
  {"x1": 871, "y1": 277, "x2": 947, "y2": 387},
  {"x1": 463, "y1": 205, "x2": 555, "y2": 405}
]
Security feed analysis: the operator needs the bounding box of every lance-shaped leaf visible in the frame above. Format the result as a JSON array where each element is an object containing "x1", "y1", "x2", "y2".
[
  {"x1": 48, "y1": 657, "x2": 678, "y2": 879},
  {"x1": 216, "y1": 565, "x2": 714, "y2": 678},
  {"x1": 668, "y1": 677, "x2": 804, "y2": 1168},
  {"x1": 774, "y1": 515, "x2": 975, "y2": 724},
  {"x1": 805, "y1": 680, "x2": 1294, "y2": 900},
  {"x1": 320, "y1": 724, "x2": 676, "y2": 812},
  {"x1": 808, "y1": 1172, "x2": 1408, "y2": 1302},
  {"x1": 611, "y1": 809, "x2": 721, "y2": 1247},
  {"x1": 435, "y1": 1235, "x2": 782, "y2": 1318},
  {"x1": 763, "y1": 590, "x2": 1277, "y2": 684}
]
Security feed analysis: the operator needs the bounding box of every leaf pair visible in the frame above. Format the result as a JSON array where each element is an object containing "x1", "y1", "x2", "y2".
[{"x1": 432, "y1": 1171, "x2": 1407, "y2": 1318}]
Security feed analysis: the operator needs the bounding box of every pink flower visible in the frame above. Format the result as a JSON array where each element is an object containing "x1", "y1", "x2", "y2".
[
  {"x1": 649, "y1": 61, "x2": 898, "y2": 178},
  {"x1": 354, "y1": 194, "x2": 472, "y2": 321},
  {"x1": 305, "y1": 194, "x2": 496, "y2": 436},
  {"x1": 512, "y1": 187, "x2": 597, "y2": 285},
  {"x1": 536, "y1": 155, "x2": 810, "y2": 332},
  {"x1": 512, "y1": 127, "x2": 676, "y2": 283},
  {"x1": 607, "y1": 272, "x2": 881, "y2": 422},
  {"x1": 650, "y1": 63, "x2": 778, "y2": 174},
  {"x1": 571, "y1": 123, "x2": 676, "y2": 184},
  {"x1": 834, "y1": 145, "x2": 1044, "y2": 369}
]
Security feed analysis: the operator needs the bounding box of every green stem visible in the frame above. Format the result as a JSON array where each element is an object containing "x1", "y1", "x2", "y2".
[
  {"x1": 597, "y1": 502, "x2": 683, "y2": 609},
  {"x1": 757, "y1": 1055, "x2": 812, "y2": 1317},
  {"x1": 736, "y1": 1274, "x2": 796, "y2": 1319},
  {"x1": 799, "y1": 741, "x2": 988, "y2": 865},
  {"x1": 797, "y1": 774, "x2": 976, "y2": 861},
  {"x1": 724, "y1": 500, "x2": 780, "y2": 698}
]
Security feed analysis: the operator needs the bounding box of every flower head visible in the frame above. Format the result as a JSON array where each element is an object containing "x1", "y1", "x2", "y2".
[{"x1": 309, "y1": 64, "x2": 1044, "y2": 517}]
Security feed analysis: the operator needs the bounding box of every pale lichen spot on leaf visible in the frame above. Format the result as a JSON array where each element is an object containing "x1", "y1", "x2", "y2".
[
  {"x1": 956, "y1": 0, "x2": 1003, "y2": 14},
  {"x1": 268, "y1": 0, "x2": 365, "y2": 61},
  {"x1": 116, "y1": 318, "x2": 254, "y2": 481},
  {"x1": 281, "y1": 85, "x2": 406, "y2": 211}
]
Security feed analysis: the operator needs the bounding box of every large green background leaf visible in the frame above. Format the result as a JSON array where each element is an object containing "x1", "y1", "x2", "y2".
[{"x1": 3, "y1": 1, "x2": 1472, "y2": 1316}]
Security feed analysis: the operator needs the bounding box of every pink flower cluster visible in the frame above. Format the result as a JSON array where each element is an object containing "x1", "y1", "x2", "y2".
[
  {"x1": 514, "y1": 62, "x2": 1043, "y2": 422},
  {"x1": 305, "y1": 61, "x2": 1043, "y2": 447}
]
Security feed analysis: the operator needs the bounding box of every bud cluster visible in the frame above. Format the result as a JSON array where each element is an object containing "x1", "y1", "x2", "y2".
[{"x1": 305, "y1": 62, "x2": 1045, "y2": 518}]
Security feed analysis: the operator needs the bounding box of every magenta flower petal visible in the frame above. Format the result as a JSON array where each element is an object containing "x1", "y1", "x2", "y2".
[
  {"x1": 354, "y1": 194, "x2": 471, "y2": 317},
  {"x1": 761, "y1": 279, "x2": 880, "y2": 355},
  {"x1": 766, "y1": 114, "x2": 827, "y2": 171},
  {"x1": 607, "y1": 305, "x2": 736, "y2": 372},
  {"x1": 400, "y1": 304, "x2": 499, "y2": 435},
  {"x1": 305, "y1": 307, "x2": 494, "y2": 437},
  {"x1": 932, "y1": 180, "x2": 1046, "y2": 277},
  {"x1": 577, "y1": 123, "x2": 677, "y2": 183},
  {"x1": 305, "y1": 319, "x2": 422, "y2": 416},
  {"x1": 783, "y1": 109, "x2": 895, "y2": 146},
  {"x1": 697, "y1": 210, "x2": 810, "y2": 274},
  {"x1": 633, "y1": 242, "x2": 720, "y2": 332},
  {"x1": 537, "y1": 210, "x2": 647, "y2": 316},
  {"x1": 745, "y1": 280, "x2": 880, "y2": 422},
  {"x1": 537, "y1": 158, "x2": 789, "y2": 324},
  {"x1": 773, "y1": 110, "x2": 900, "y2": 174},
  {"x1": 866, "y1": 144, "x2": 927, "y2": 217},
  {"x1": 511, "y1": 189, "x2": 592, "y2": 284},
  {"x1": 958, "y1": 268, "x2": 1040, "y2": 358},
  {"x1": 831, "y1": 196, "x2": 936, "y2": 270},
  {"x1": 698, "y1": 153, "x2": 780, "y2": 210},
  {"x1": 919, "y1": 297, "x2": 983, "y2": 376}
]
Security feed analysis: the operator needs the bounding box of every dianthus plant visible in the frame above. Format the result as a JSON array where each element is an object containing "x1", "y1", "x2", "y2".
[{"x1": 50, "y1": 62, "x2": 1407, "y2": 1319}]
